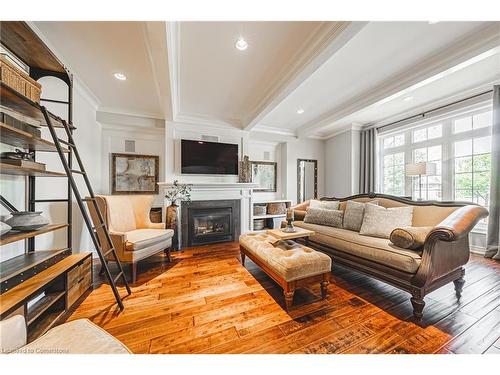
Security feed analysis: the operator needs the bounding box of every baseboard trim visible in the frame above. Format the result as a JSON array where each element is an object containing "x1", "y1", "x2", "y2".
[{"x1": 470, "y1": 245, "x2": 486, "y2": 255}]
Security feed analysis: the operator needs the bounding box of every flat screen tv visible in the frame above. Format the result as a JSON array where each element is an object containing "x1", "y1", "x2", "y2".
[{"x1": 181, "y1": 139, "x2": 238, "y2": 175}]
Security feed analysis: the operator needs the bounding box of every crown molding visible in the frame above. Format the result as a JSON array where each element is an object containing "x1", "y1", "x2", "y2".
[
  {"x1": 322, "y1": 123, "x2": 363, "y2": 140},
  {"x1": 251, "y1": 125, "x2": 297, "y2": 137},
  {"x1": 297, "y1": 22, "x2": 500, "y2": 138},
  {"x1": 243, "y1": 21, "x2": 368, "y2": 131},
  {"x1": 166, "y1": 21, "x2": 181, "y2": 121},
  {"x1": 26, "y1": 21, "x2": 101, "y2": 110},
  {"x1": 96, "y1": 109, "x2": 165, "y2": 129}
]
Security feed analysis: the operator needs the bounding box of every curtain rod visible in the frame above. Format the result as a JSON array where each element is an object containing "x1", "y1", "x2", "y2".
[{"x1": 376, "y1": 89, "x2": 494, "y2": 131}]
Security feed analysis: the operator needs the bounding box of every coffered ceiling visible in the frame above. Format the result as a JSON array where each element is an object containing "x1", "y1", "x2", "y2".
[{"x1": 31, "y1": 21, "x2": 500, "y2": 137}]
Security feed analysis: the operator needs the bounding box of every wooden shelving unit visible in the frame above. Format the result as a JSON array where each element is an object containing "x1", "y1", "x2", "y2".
[
  {"x1": 1, "y1": 21, "x2": 93, "y2": 341},
  {"x1": 0, "y1": 224, "x2": 68, "y2": 246},
  {"x1": 0, "y1": 122, "x2": 69, "y2": 152}
]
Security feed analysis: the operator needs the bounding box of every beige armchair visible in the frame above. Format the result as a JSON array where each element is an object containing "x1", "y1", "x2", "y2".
[{"x1": 87, "y1": 195, "x2": 173, "y2": 283}]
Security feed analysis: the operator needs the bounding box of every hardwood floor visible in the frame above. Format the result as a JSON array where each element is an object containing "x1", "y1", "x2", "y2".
[{"x1": 67, "y1": 242, "x2": 500, "y2": 354}]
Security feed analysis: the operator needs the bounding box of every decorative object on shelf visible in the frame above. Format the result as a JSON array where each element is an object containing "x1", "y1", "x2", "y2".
[
  {"x1": 0, "y1": 54, "x2": 41, "y2": 103},
  {"x1": 164, "y1": 180, "x2": 192, "y2": 250},
  {"x1": 5, "y1": 211, "x2": 49, "y2": 231},
  {"x1": 253, "y1": 219, "x2": 265, "y2": 230},
  {"x1": 253, "y1": 205, "x2": 267, "y2": 216},
  {"x1": 149, "y1": 207, "x2": 162, "y2": 223},
  {"x1": 1, "y1": 148, "x2": 45, "y2": 171},
  {"x1": 282, "y1": 208, "x2": 296, "y2": 233},
  {"x1": 405, "y1": 162, "x2": 437, "y2": 200},
  {"x1": 111, "y1": 153, "x2": 159, "y2": 194},
  {"x1": 0, "y1": 222, "x2": 11, "y2": 236},
  {"x1": 238, "y1": 155, "x2": 252, "y2": 183},
  {"x1": 267, "y1": 202, "x2": 286, "y2": 215},
  {"x1": 251, "y1": 161, "x2": 277, "y2": 192}
]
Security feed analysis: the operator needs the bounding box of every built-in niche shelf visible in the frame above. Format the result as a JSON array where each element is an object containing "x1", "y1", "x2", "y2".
[{"x1": 251, "y1": 199, "x2": 292, "y2": 231}]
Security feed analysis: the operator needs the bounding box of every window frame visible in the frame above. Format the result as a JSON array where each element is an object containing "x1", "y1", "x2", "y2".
[{"x1": 378, "y1": 104, "x2": 492, "y2": 232}]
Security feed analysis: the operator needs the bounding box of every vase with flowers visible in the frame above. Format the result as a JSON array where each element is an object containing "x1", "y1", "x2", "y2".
[{"x1": 164, "y1": 180, "x2": 192, "y2": 249}]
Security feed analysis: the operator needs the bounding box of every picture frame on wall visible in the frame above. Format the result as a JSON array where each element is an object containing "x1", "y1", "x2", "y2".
[
  {"x1": 251, "y1": 161, "x2": 277, "y2": 192},
  {"x1": 111, "y1": 153, "x2": 159, "y2": 194}
]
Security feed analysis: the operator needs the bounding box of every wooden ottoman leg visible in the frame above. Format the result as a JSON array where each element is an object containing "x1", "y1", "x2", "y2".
[
  {"x1": 284, "y1": 282, "x2": 295, "y2": 311},
  {"x1": 320, "y1": 273, "x2": 330, "y2": 299},
  {"x1": 164, "y1": 247, "x2": 172, "y2": 262},
  {"x1": 240, "y1": 246, "x2": 246, "y2": 266}
]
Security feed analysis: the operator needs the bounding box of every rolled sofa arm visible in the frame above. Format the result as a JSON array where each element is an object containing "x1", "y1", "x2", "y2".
[
  {"x1": 292, "y1": 200, "x2": 310, "y2": 221},
  {"x1": 426, "y1": 205, "x2": 489, "y2": 242}
]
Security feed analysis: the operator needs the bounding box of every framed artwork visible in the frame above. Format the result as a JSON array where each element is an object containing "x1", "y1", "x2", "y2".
[
  {"x1": 111, "y1": 153, "x2": 159, "y2": 194},
  {"x1": 251, "y1": 161, "x2": 277, "y2": 192}
]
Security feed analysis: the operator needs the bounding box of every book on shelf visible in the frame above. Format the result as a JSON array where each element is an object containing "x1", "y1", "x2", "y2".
[{"x1": 0, "y1": 158, "x2": 46, "y2": 171}]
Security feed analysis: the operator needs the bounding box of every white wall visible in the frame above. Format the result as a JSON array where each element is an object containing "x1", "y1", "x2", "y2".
[
  {"x1": 100, "y1": 124, "x2": 165, "y2": 207},
  {"x1": 325, "y1": 128, "x2": 361, "y2": 198}
]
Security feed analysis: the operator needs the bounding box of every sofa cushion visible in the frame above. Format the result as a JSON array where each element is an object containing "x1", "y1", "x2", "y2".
[
  {"x1": 125, "y1": 228, "x2": 174, "y2": 251},
  {"x1": 239, "y1": 232, "x2": 332, "y2": 282},
  {"x1": 390, "y1": 226, "x2": 433, "y2": 250},
  {"x1": 359, "y1": 204, "x2": 413, "y2": 239},
  {"x1": 309, "y1": 199, "x2": 339, "y2": 210},
  {"x1": 295, "y1": 221, "x2": 422, "y2": 273},
  {"x1": 343, "y1": 200, "x2": 378, "y2": 232},
  {"x1": 304, "y1": 207, "x2": 343, "y2": 228}
]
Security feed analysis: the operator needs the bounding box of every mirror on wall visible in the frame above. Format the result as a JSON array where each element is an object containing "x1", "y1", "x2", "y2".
[{"x1": 297, "y1": 159, "x2": 318, "y2": 204}]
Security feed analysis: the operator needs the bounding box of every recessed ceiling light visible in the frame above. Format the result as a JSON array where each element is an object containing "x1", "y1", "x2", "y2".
[
  {"x1": 403, "y1": 96, "x2": 413, "y2": 101},
  {"x1": 235, "y1": 37, "x2": 248, "y2": 51},
  {"x1": 114, "y1": 72, "x2": 127, "y2": 81},
  {"x1": 296, "y1": 108, "x2": 305, "y2": 114}
]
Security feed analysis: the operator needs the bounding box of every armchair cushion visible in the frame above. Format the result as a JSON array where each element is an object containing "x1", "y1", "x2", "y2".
[{"x1": 125, "y1": 228, "x2": 174, "y2": 251}]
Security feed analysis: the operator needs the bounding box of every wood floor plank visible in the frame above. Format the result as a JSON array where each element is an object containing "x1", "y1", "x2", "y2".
[{"x1": 65, "y1": 242, "x2": 500, "y2": 354}]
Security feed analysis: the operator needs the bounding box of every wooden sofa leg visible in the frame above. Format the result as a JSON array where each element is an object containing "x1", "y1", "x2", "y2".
[
  {"x1": 130, "y1": 262, "x2": 137, "y2": 284},
  {"x1": 164, "y1": 247, "x2": 172, "y2": 262},
  {"x1": 453, "y1": 277, "x2": 465, "y2": 299},
  {"x1": 410, "y1": 296, "x2": 425, "y2": 319}
]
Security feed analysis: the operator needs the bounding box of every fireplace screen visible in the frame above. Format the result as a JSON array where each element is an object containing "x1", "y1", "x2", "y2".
[{"x1": 193, "y1": 214, "x2": 230, "y2": 236}]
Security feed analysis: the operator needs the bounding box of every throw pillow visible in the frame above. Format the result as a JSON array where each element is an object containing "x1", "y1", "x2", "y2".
[
  {"x1": 309, "y1": 199, "x2": 340, "y2": 210},
  {"x1": 359, "y1": 204, "x2": 414, "y2": 239},
  {"x1": 304, "y1": 207, "x2": 343, "y2": 228},
  {"x1": 390, "y1": 226, "x2": 433, "y2": 250},
  {"x1": 342, "y1": 200, "x2": 378, "y2": 232}
]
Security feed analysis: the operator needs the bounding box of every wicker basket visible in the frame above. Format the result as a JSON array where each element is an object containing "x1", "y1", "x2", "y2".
[
  {"x1": 253, "y1": 219, "x2": 265, "y2": 230},
  {"x1": 253, "y1": 205, "x2": 267, "y2": 216},
  {"x1": 267, "y1": 202, "x2": 287, "y2": 215},
  {"x1": 0, "y1": 55, "x2": 42, "y2": 103}
]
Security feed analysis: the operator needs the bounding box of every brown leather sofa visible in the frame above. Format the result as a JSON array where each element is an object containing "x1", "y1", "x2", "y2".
[{"x1": 292, "y1": 193, "x2": 488, "y2": 319}]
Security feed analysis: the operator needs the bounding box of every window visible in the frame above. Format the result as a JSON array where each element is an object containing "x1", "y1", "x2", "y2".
[
  {"x1": 379, "y1": 105, "x2": 492, "y2": 222},
  {"x1": 454, "y1": 136, "x2": 491, "y2": 206},
  {"x1": 383, "y1": 152, "x2": 405, "y2": 196}
]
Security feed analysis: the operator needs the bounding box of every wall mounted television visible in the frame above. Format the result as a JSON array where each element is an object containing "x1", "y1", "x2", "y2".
[{"x1": 181, "y1": 139, "x2": 239, "y2": 175}]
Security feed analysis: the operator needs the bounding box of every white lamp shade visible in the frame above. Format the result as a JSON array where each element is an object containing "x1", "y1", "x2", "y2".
[{"x1": 405, "y1": 162, "x2": 437, "y2": 176}]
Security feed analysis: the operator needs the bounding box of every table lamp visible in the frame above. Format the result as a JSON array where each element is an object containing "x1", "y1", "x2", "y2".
[{"x1": 405, "y1": 162, "x2": 436, "y2": 200}]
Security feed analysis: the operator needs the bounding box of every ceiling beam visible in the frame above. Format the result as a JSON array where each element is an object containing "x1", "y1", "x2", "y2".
[
  {"x1": 243, "y1": 21, "x2": 368, "y2": 131},
  {"x1": 166, "y1": 21, "x2": 181, "y2": 122},
  {"x1": 142, "y1": 21, "x2": 173, "y2": 121},
  {"x1": 297, "y1": 22, "x2": 500, "y2": 138}
]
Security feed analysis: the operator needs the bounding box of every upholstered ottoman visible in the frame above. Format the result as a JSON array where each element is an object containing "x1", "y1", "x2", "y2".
[{"x1": 239, "y1": 232, "x2": 332, "y2": 310}]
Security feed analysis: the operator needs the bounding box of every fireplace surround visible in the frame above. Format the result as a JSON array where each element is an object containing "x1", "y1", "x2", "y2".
[{"x1": 181, "y1": 199, "x2": 240, "y2": 247}]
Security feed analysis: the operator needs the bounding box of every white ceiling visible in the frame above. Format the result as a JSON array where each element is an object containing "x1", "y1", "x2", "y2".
[
  {"x1": 32, "y1": 21, "x2": 500, "y2": 137},
  {"x1": 33, "y1": 21, "x2": 171, "y2": 119}
]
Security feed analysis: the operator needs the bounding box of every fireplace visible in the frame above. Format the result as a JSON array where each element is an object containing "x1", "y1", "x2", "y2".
[{"x1": 181, "y1": 199, "x2": 240, "y2": 247}]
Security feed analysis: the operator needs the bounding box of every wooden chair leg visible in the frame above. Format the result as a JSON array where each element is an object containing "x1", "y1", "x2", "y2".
[
  {"x1": 240, "y1": 247, "x2": 246, "y2": 266},
  {"x1": 130, "y1": 262, "x2": 137, "y2": 284}
]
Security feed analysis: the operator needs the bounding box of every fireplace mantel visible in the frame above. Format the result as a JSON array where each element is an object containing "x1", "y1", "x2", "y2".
[{"x1": 158, "y1": 182, "x2": 258, "y2": 190}]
